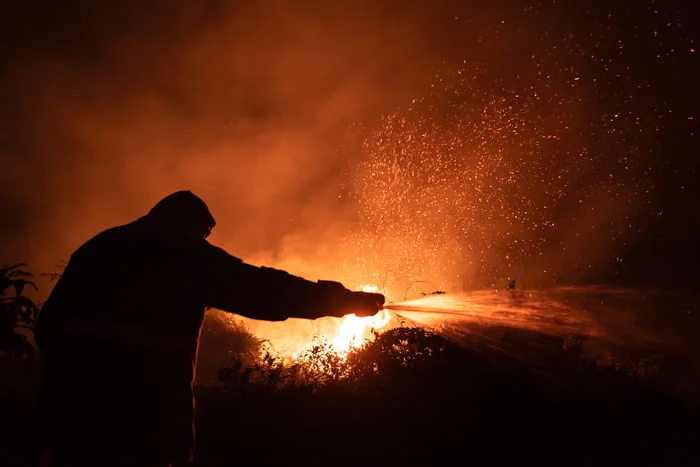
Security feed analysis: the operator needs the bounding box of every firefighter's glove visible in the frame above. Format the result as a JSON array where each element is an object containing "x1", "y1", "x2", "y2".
[{"x1": 317, "y1": 280, "x2": 385, "y2": 318}]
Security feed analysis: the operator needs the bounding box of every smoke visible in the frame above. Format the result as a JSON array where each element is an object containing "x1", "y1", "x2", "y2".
[
  {"x1": 0, "y1": 1, "x2": 458, "y2": 275},
  {"x1": 1, "y1": 1, "x2": 697, "y2": 294}
]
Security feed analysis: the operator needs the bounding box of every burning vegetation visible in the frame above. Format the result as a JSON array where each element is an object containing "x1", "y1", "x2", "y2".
[{"x1": 197, "y1": 304, "x2": 397, "y2": 383}]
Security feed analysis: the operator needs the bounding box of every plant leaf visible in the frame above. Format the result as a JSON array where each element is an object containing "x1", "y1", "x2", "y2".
[
  {"x1": 12, "y1": 295, "x2": 40, "y2": 324},
  {"x1": 12, "y1": 279, "x2": 38, "y2": 296},
  {"x1": 1, "y1": 263, "x2": 27, "y2": 274}
]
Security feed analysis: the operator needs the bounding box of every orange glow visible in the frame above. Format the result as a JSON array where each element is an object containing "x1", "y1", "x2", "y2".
[
  {"x1": 331, "y1": 308, "x2": 392, "y2": 354},
  {"x1": 231, "y1": 299, "x2": 396, "y2": 362},
  {"x1": 324, "y1": 284, "x2": 391, "y2": 356}
]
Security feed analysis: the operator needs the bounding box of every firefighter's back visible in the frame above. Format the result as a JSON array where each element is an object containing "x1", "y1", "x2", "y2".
[{"x1": 36, "y1": 218, "x2": 214, "y2": 464}]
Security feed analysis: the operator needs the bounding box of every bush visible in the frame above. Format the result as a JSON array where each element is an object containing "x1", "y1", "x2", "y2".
[
  {"x1": 197, "y1": 322, "x2": 699, "y2": 466},
  {"x1": 196, "y1": 310, "x2": 264, "y2": 385},
  {"x1": 0, "y1": 263, "x2": 39, "y2": 360},
  {"x1": 0, "y1": 264, "x2": 42, "y2": 467},
  {"x1": 215, "y1": 327, "x2": 458, "y2": 395}
]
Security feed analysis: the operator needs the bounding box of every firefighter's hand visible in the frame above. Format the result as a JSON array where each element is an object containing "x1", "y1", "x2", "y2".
[
  {"x1": 316, "y1": 280, "x2": 385, "y2": 318},
  {"x1": 349, "y1": 290, "x2": 385, "y2": 317}
]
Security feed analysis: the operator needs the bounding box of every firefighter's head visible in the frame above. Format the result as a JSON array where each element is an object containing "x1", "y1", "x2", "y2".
[{"x1": 147, "y1": 190, "x2": 216, "y2": 240}]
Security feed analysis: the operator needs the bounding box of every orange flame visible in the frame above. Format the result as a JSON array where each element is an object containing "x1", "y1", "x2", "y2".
[
  {"x1": 325, "y1": 284, "x2": 390, "y2": 355},
  {"x1": 330, "y1": 308, "x2": 391, "y2": 354},
  {"x1": 270, "y1": 283, "x2": 393, "y2": 361},
  {"x1": 216, "y1": 284, "x2": 394, "y2": 363}
]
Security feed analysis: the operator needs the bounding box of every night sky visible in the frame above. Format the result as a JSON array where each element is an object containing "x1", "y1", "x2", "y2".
[{"x1": 1, "y1": 0, "x2": 698, "y2": 293}]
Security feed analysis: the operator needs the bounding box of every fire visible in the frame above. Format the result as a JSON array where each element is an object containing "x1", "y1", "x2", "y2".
[
  {"x1": 230, "y1": 283, "x2": 394, "y2": 363},
  {"x1": 324, "y1": 283, "x2": 391, "y2": 355},
  {"x1": 331, "y1": 308, "x2": 392, "y2": 354}
]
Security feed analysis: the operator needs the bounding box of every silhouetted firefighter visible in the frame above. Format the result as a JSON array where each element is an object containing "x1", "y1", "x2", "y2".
[{"x1": 34, "y1": 191, "x2": 384, "y2": 467}]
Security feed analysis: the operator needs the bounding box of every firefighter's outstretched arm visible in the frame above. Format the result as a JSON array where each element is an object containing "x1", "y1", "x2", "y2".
[{"x1": 207, "y1": 248, "x2": 384, "y2": 321}]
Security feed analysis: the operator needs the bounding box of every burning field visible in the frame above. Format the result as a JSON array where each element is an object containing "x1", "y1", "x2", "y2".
[
  {"x1": 199, "y1": 285, "x2": 700, "y2": 398},
  {"x1": 192, "y1": 285, "x2": 700, "y2": 466}
]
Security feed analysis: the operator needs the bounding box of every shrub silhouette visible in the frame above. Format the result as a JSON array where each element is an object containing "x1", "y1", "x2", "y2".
[
  {"x1": 0, "y1": 263, "x2": 39, "y2": 360},
  {"x1": 216, "y1": 326, "x2": 456, "y2": 395},
  {"x1": 1, "y1": 264, "x2": 42, "y2": 466},
  {"x1": 196, "y1": 311, "x2": 263, "y2": 385}
]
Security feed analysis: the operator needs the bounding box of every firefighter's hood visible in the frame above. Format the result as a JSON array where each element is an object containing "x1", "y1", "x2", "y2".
[{"x1": 145, "y1": 190, "x2": 216, "y2": 238}]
